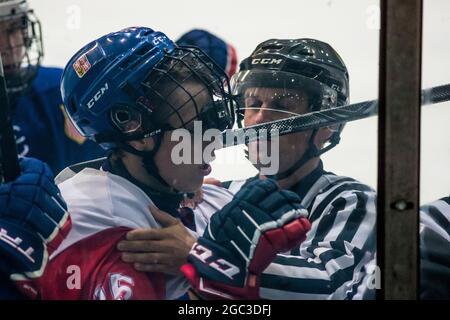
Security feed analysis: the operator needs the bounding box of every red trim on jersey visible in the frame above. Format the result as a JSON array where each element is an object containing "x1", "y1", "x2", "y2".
[{"x1": 35, "y1": 227, "x2": 165, "y2": 300}]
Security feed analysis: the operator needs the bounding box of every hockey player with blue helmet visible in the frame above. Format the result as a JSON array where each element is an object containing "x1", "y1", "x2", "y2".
[
  {"x1": 59, "y1": 26, "x2": 235, "y2": 195},
  {"x1": 29, "y1": 27, "x2": 310, "y2": 300}
]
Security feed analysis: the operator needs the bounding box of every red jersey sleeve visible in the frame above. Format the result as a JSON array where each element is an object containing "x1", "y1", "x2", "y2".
[{"x1": 36, "y1": 227, "x2": 165, "y2": 300}]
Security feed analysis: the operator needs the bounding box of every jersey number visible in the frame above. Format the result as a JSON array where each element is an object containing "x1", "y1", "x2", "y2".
[{"x1": 94, "y1": 273, "x2": 135, "y2": 300}]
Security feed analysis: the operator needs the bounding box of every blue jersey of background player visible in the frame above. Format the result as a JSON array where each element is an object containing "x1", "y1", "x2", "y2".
[
  {"x1": 13, "y1": 66, "x2": 106, "y2": 174},
  {"x1": 0, "y1": 0, "x2": 105, "y2": 176}
]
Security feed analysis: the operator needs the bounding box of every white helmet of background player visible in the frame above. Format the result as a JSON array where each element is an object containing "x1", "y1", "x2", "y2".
[{"x1": 0, "y1": 0, "x2": 43, "y2": 103}]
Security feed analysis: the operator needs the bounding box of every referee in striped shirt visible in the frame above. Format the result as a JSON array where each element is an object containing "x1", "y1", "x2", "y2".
[{"x1": 219, "y1": 38, "x2": 377, "y2": 299}]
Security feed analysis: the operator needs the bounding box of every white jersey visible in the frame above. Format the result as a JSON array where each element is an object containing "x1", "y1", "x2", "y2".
[
  {"x1": 44, "y1": 164, "x2": 231, "y2": 300},
  {"x1": 193, "y1": 184, "x2": 234, "y2": 235}
]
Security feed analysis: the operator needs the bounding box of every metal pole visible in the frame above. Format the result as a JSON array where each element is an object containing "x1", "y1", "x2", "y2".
[{"x1": 377, "y1": 0, "x2": 422, "y2": 299}]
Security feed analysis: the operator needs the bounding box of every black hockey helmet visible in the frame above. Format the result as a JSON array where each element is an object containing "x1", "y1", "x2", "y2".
[
  {"x1": 232, "y1": 38, "x2": 349, "y2": 116},
  {"x1": 232, "y1": 38, "x2": 350, "y2": 180}
]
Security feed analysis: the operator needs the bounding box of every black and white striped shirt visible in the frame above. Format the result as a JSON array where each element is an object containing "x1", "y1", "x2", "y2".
[
  {"x1": 226, "y1": 161, "x2": 377, "y2": 300},
  {"x1": 420, "y1": 196, "x2": 450, "y2": 299},
  {"x1": 420, "y1": 196, "x2": 450, "y2": 243}
]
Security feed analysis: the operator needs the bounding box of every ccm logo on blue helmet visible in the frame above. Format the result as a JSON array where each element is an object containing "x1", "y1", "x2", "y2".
[
  {"x1": 152, "y1": 35, "x2": 169, "y2": 46},
  {"x1": 87, "y1": 83, "x2": 109, "y2": 109},
  {"x1": 251, "y1": 58, "x2": 283, "y2": 65}
]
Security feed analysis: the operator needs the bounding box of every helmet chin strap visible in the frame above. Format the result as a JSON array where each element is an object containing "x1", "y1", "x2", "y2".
[
  {"x1": 265, "y1": 129, "x2": 341, "y2": 181},
  {"x1": 118, "y1": 135, "x2": 182, "y2": 195}
]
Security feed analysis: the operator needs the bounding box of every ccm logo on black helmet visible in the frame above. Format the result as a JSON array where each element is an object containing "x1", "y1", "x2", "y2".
[
  {"x1": 87, "y1": 83, "x2": 109, "y2": 109},
  {"x1": 251, "y1": 58, "x2": 283, "y2": 65}
]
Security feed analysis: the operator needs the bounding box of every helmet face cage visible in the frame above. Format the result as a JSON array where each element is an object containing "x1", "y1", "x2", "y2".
[
  {"x1": 114, "y1": 45, "x2": 235, "y2": 140},
  {"x1": 0, "y1": 2, "x2": 43, "y2": 96}
]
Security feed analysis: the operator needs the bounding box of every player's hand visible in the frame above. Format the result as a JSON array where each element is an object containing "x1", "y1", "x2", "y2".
[
  {"x1": 117, "y1": 204, "x2": 197, "y2": 276},
  {"x1": 0, "y1": 157, "x2": 71, "y2": 298},
  {"x1": 180, "y1": 179, "x2": 311, "y2": 299}
]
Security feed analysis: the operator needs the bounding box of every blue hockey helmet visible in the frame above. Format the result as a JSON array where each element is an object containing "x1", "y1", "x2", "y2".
[
  {"x1": 61, "y1": 27, "x2": 234, "y2": 150},
  {"x1": 0, "y1": 0, "x2": 43, "y2": 104},
  {"x1": 176, "y1": 29, "x2": 238, "y2": 78}
]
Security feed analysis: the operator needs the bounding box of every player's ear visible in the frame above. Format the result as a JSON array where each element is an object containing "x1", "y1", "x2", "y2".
[{"x1": 314, "y1": 127, "x2": 334, "y2": 148}]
